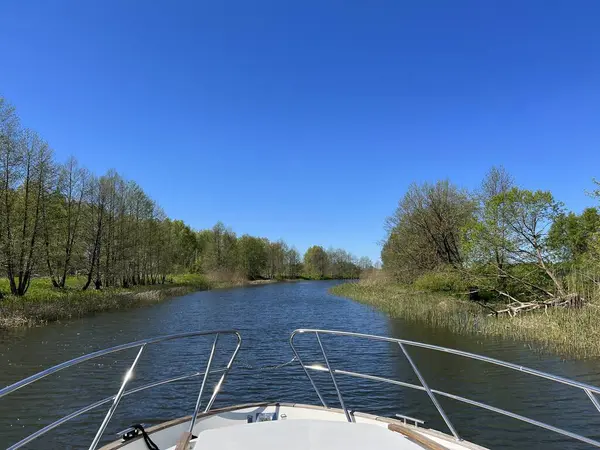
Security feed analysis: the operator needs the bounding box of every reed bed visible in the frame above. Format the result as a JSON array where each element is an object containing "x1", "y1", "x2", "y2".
[{"x1": 331, "y1": 279, "x2": 600, "y2": 359}]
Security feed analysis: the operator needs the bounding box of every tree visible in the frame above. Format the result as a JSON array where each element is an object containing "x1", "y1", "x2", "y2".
[
  {"x1": 382, "y1": 180, "x2": 475, "y2": 281},
  {"x1": 43, "y1": 157, "x2": 89, "y2": 288},
  {"x1": 237, "y1": 235, "x2": 267, "y2": 279},
  {"x1": 1, "y1": 128, "x2": 54, "y2": 295},
  {"x1": 267, "y1": 240, "x2": 288, "y2": 279},
  {"x1": 548, "y1": 208, "x2": 600, "y2": 261},
  {"x1": 502, "y1": 189, "x2": 566, "y2": 296},
  {"x1": 358, "y1": 256, "x2": 373, "y2": 270},
  {"x1": 201, "y1": 222, "x2": 238, "y2": 275},
  {"x1": 570, "y1": 181, "x2": 600, "y2": 287},
  {"x1": 326, "y1": 248, "x2": 360, "y2": 279},
  {"x1": 169, "y1": 220, "x2": 199, "y2": 273},
  {"x1": 285, "y1": 247, "x2": 301, "y2": 278},
  {"x1": 1, "y1": 95, "x2": 373, "y2": 297},
  {"x1": 82, "y1": 174, "x2": 108, "y2": 290},
  {"x1": 467, "y1": 187, "x2": 566, "y2": 300},
  {"x1": 303, "y1": 246, "x2": 328, "y2": 279},
  {"x1": 464, "y1": 166, "x2": 514, "y2": 289},
  {"x1": 0, "y1": 97, "x2": 21, "y2": 296}
]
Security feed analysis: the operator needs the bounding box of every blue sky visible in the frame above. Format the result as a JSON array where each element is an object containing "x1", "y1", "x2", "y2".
[{"x1": 1, "y1": 1, "x2": 600, "y2": 261}]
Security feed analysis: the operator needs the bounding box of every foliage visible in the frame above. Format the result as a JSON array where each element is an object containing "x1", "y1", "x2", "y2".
[
  {"x1": 413, "y1": 267, "x2": 469, "y2": 293},
  {"x1": 237, "y1": 235, "x2": 268, "y2": 279},
  {"x1": 480, "y1": 188, "x2": 564, "y2": 298},
  {"x1": 340, "y1": 168, "x2": 600, "y2": 360},
  {"x1": 462, "y1": 186, "x2": 566, "y2": 299},
  {"x1": 303, "y1": 245, "x2": 328, "y2": 279},
  {"x1": 382, "y1": 166, "x2": 600, "y2": 306},
  {"x1": 548, "y1": 208, "x2": 600, "y2": 261},
  {"x1": 325, "y1": 247, "x2": 361, "y2": 279},
  {"x1": 463, "y1": 166, "x2": 513, "y2": 280},
  {"x1": 1, "y1": 96, "x2": 368, "y2": 298},
  {"x1": 382, "y1": 180, "x2": 475, "y2": 282},
  {"x1": 199, "y1": 222, "x2": 239, "y2": 275}
]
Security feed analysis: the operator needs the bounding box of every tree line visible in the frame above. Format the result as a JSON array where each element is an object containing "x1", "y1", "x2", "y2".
[
  {"x1": 0, "y1": 96, "x2": 370, "y2": 297},
  {"x1": 196, "y1": 230, "x2": 370, "y2": 282},
  {"x1": 382, "y1": 166, "x2": 600, "y2": 303}
]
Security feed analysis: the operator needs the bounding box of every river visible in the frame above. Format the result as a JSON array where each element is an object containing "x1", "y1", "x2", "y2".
[{"x1": 1, "y1": 281, "x2": 599, "y2": 449}]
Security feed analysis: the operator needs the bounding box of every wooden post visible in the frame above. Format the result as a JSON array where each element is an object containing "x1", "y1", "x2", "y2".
[{"x1": 174, "y1": 431, "x2": 193, "y2": 450}]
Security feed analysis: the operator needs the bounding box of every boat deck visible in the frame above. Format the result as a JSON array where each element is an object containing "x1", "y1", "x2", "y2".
[
  {"x1": 101, "y1": 403, "x2": 487, "y2": 450},
  {"x1": 181, "y1": 419, "x2": 431, "y2": 450}
]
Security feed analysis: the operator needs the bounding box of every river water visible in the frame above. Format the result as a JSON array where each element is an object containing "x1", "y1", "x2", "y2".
[{"x1": 1, "y1": 281, "x2": 599, "y2": 449}]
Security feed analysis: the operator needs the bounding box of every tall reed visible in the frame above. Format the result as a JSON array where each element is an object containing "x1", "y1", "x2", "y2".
[{"x1": 331, "y1": 280, "x2": 600, "y2": 359}]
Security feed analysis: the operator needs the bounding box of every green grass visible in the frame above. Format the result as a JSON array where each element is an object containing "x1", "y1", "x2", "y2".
[
  {"x1": 0, "y1": 274, "x2": 213, "y2": 329},
  {"x1": 331, "y1": 279, "x2": 600, "y2": 359}
]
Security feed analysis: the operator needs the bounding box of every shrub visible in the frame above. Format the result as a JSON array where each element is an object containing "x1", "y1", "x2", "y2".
[{"x1": 413, "y1": 268, "x2": 468, "y2": 293}]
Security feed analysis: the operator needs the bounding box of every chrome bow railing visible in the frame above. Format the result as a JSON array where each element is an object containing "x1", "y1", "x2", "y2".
[
  {"x1": 0, "y1": 330, "x2": 242, "y2": 450},
  {"x1": 290, "y1": 328, "x2": 600, "y2": 448}
]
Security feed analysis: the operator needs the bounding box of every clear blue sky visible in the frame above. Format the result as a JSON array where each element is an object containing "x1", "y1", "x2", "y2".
[{"x1": 1, "y1": 1, "x2": 600, "y2": 261}]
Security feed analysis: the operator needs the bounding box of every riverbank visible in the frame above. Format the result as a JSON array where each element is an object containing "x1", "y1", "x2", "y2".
[
  {"x1": 0, "y1": 274, "x2": 286, "y2": 330},
  {"x1": 0, "y1": 274, "x2": 211, "y2": 329},
  {"x1": 331, "y1": 279, "x2": 600, "y2": 359}
]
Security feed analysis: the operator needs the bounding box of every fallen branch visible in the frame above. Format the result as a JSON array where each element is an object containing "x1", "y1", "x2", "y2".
[
  {"x1": 497, "y1": 267, "x2": 555, "y2": 298},
  {"x1": 494, "y1": 301, "x2": 541, "y2": 316},
  {"x1": 475, "y1": 300, "x2": 499, "y2": 317},
  {"x1": 542, "y1": 293, "x2": 584, "y2": 308},
  {"x1": 492, "y1": 293, "x2": 585, "y2": 317},
  {"x1": 492, "y1": 288, "x2": 523, "y2": 305}
]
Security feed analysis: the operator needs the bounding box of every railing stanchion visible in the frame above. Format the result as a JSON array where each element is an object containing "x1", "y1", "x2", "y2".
[
  {"x1": 89, "y1": 345, "x2": 146, "y2": 450},
  {"x1": 289, "y1": 331, "x2": 328, "y2": 408},
  {"x1": 316, "y1": 332, "x2": 352, "y2": 422},
  {"x1": 2, "y1": 330, "x2": 241, "y2": 450},
  {"x1": 586, "y1": 389, "x2": 600, "y2": 414},
  {"x1": 398, "y1": 342, "x2": 461, "y2": 441},
  {"x1": 189, "y1": 333, "x2": 219, "y2": 432},
  {"x1": 290, "y1": 329, "x2": 600, "y2": 448},
  {"x1": 204, "y1": 333, "x2": 242, "y2": 412}
]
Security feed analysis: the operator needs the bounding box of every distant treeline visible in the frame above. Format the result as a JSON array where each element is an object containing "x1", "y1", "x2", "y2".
[
  {"x1": 0, "y1": 96, "x2": 370, "y2": 297},
  {"x1": 382, "y1": 166, "x2": 600, "y2": 303}
]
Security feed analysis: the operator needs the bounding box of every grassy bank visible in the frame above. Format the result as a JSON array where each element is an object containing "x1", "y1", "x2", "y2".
[
  {"x1": 0, "y1": 274, "x2": 216, "y2": 329},
  {"x1": 331, "y1": 278, "x2": 600, "y2": 359},
  {"x1": 0, "y1": 274, "x2": 311, "y2": 330}
]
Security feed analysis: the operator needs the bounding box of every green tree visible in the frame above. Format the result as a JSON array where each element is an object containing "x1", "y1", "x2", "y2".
[
  {"x1": 358, "y1": 256, "x2": 373, "y2": 271},
  {"x1": 0, "y1": 95, "x2": 372, "y2": 297},
  {"x1": 303, "y1": 245, "x2": 328, "y2": 279},
  {"x1": 237, "y1": 235, "x2": 268, "y2": 279},
  {"x1": 201, "y1": 222, "x2": 238, "y2": 274},
  {"x1": 267, "y1": 240, "x2": 288, "y2": 279},
  {"x1": 326, "y1": 248, "x2": 360, "y2": 279},
  {"x1": 502, "y1": 188, "x2": 565, "y2": 296},
  {"x1": 548, "y1": 208, "x2": 600, "y2": 261},
  {"x1": 169, "y1": 219, "x2": 199, "y2": 273},
  {"x1": 285, "y1": 246, "x2": 302, "y2": 278},
  {"x1": 1, "y1": 126, "x2": 54, "y2": 295},
  {"x1": 382, "y1": 180, "x2": 475, "y2": 282},
  {"x1": 463, "y1": 166, "x2": 513, "y2": 289},
  {"x1": 42, "y1": 157, "x2": 89, "y2": 288},
  {"x1": 467, "y1": 187, "x2": 566, "y2": 300}
]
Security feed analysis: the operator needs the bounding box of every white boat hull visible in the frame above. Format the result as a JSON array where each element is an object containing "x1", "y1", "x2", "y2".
[{"x1": 101, "y1": 403, "x2": 487, "y2": 450}]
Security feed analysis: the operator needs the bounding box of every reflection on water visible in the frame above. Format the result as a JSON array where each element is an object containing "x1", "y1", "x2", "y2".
[{"x1": 0, "y1": 280, "x2": 599, "y2": 449}]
